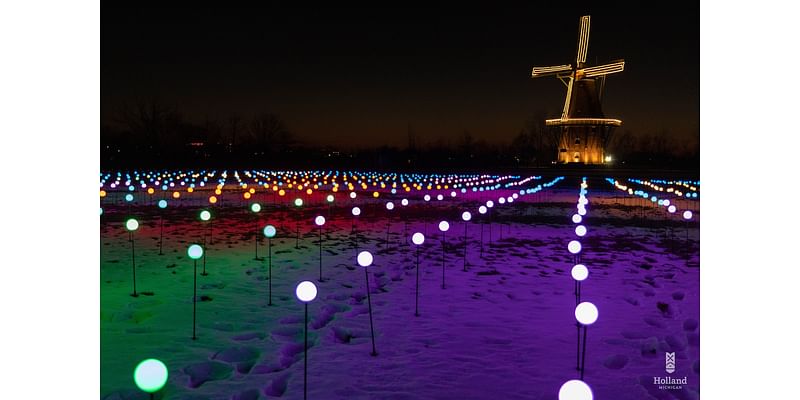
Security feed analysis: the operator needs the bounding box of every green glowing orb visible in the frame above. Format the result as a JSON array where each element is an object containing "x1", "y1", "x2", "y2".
[
  {"x1": 133, "y1": 358, "x2": 168, "y2": 393},
  {"x1": 263, "y1": 225, "x2": 276, "y2": 238},
  {"x1": 199, "y1": 210, "x2": 211, "y2": 221},
  {"x1": 250, "y1": 203, "x2": 262, "y2": 213},
  {"x1": 187, "y1": 244, "x2": 204, "y2": 260},
  {"x1": 294, "y1": 198, "x2": 303, "y2": 207},
  {"x1": 125, "y1": 218, "x2": 139, "y2": 231}
]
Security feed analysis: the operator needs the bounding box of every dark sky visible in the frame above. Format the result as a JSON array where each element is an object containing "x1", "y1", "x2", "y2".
[{"x1": 102, "y1": 3, "x2": 699, "y2": 148}]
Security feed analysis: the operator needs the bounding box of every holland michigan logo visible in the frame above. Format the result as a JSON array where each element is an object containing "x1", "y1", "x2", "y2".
[{"x1": 665, "y1": 352, "x2": 676, "y2": 374}]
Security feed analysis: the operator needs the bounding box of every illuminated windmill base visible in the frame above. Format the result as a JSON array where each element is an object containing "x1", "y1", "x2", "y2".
[{"x1": 532, "y1": 15, "x2": 625, "y2": 165}]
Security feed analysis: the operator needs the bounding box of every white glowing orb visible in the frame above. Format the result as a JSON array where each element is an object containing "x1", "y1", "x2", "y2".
[
  {"x1": 663, "y1": 199, "x2": 670, "y2": 206},
  {"x1": 357, "y1": 251, "x2": 373, "y2": 267},
  {"x1": 424, "y1": 195, "x2": 431, "y2": 201},
  {"x1": 479, "y1": 206, "x2": 487, "y2": 214},
  {"x1": 577, "y1": 207, "x2": 587, "y2": 216},
  {"x1": 683, "y1": 210, "x2": 693, "y2": 220},
  {"x1": 200, "y1": 210, "x2": 211, "y2": 221},
  {"x1": 572, "y1": 214, "x2": 582, "y2": 224},
  {"x1": 386, "y1": 202, "x2": 395, "y2": 210},
  {"x1": 439, "y1": 221, "x2": 450, "y2": 232},
  {"x1": 575, "y1": 225, "x2": 587, "y2": 237},
  {"x1": 668, "y1": 205, "x2": 677, "y2": 213},
  {"x1": 487, "y1": 200, "x2": 494, "y2": 208},
  {"x1": 126, "y1": 218, "x2": 139, "y2": 231},
  {"x1": 571, "y1": 264, "x2": 589, "y2": 281},
  {"x1": 412, "y1": 232, "x2": 425, "y2": 245},
  {"x1": 251, "y1": 203, "x2": 262, "y2": 213},
  {"x1": 263, "y1": 225, "x2": 276, "y2": 238},
  {"x1": 401, "y1": 199, "x2": 409, "y2": 206},
  {"x1": 295, "y1": 281, "x2": 318, "y2": 302},
  {"x1": 568, "y1": 240, "x2": 582, "y2": 254},
  {"x1": 187, "y1": 244, "x2": 203, "y2": 260},
  {"x1": 558, "y1": 380, "x2": 593, "y2": 400},
  {"x1": 315, "y1": 216, "x2": 326, "y2": 226},
  {"x1": 462, "y1": 211, "x2": 472, "y2": 221},
  {"x1": 352, "y1": 207, "x2": 361, "y2": 216},
  {"x1": 450, "y1": 191, "x2": 456, "y2": 197},
  {"x1": 349, "y1": 192, "x2": 357, "y2": 199},
  {"x1": 512, "y1": 193, "x2": 519, "y2": 199},
  {"x1": 294, "y1": 198, "x2": 303, "y2": 207},
  {"x1": 499, "y1": 198, "x2": 506, "y2": 204},
  {"x1": 575, "y1": 302, "x2": 599, "y2": 325},
  {"x1": 326, "y1": 194, "x2": 334, "y2": 203}
]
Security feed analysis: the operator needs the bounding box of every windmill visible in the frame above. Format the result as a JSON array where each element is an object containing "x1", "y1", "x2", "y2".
[{"x1": 531, "y1": 15, "x2": 625, "y2": 164}]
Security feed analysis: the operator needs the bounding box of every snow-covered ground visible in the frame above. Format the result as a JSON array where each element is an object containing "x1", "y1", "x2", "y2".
[{"x1": 101, "y1": 182, "x2": 700, "y2": 399}]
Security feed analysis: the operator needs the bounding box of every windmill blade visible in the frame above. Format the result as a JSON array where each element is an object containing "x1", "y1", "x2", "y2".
[
  {"x1": 581, "y1": 60, "x2": 625, "y2": 78},
  {"x1": 531, "y1": 64, "x2": 572, "y2": 78},
  {"x1": 576, "y1": 16, "x2": 591, "y2": 64}
]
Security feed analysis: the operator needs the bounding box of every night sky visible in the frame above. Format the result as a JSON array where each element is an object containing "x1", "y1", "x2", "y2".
[{"x1": 102, "y1": 3, "x2": 699, "y2": 148}]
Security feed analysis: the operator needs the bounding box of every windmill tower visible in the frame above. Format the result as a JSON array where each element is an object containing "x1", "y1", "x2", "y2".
[{"x1": 531, "y1": 15, "x2": 625, "y2": 164}]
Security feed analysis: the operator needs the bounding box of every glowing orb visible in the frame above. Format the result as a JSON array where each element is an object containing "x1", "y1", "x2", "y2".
[
  {"x1": 349, "y1": 192, "x2": 357, "y2": 199},
  {"x1": 244, "y1": 192, "x2": 251, "y2": 200},
  {"x1": 558, "y1": 379, "x2": 593, "y2": 400},
  {"x1": 575, "y1": 225, "x2": 587, "y2": 237},
  {"x1": 352, "y1": 206, "x2": 361, "y2": 216},
  {"x1": 295, "y1": 281, "x2": 318, "y2": 302},
  {"x1": 462, "y1": 211, "x2": 472, "y2": 221},
  {"x1": 572, "y1": 214, "x2": 582, "y2": 224},
  {"x1": 125, "y1": 194, "x2": 134, "y2": 202},
  {"x1": 577, "y1": 207, "x2": 587, "y2": 216},
  {"x1": 575, "y1": 302, "x2": 599, "y2": 325},
  {"x1": 357, "y1": 251, "x2": 373, "y2": 267},
  {"x1": 683, "y1": 210, "x2": 693, "y2": 220},
  {"x1": 199, "y1": 210, "x2": 211, "y2": 221},
  {"x1": 251, "y1": 203, "x2": 262, "y2": 213},
  {"x1": 568, "y1": 240, "x2": 582, "y2": 254},
  {"x1": 147, "y1": 188, "x2": 155, "y2": 195},
  {"x1": 668, "y1": 205, "x2": 677, "y2": 213},
  {"x1": 209, "y1": 196, "x2": 217, "y2": 204},
  {"x1": 133, "y1": 358, "x2": 168, "y2": 394},
  {"x1": 187, "y1": 244, "x2": 203, "y2": 260},
  {"x1": 125, "y1": 218, "x2": 139, "y2": 231},
  {"x1": 571, "y1": 264, "x2": 589, "y2": 281},
  {"x1": 158, "y1": 200, "x2": 167, "y2": 209},
  {"x1": 424, "y1": 195, "x2": 431, "y2": 202},
  {"x1": 172, "y1": 191, "x2": 180, "y2": 199},
  {"x1": 100, "y1": 207, "x2": 103, "y2": 216},
  {"x1": 326, "y1": 194, "x2": 334, "y2": 203},
  {"x1": 487, "y1": 200, "x2": 494, "y2": 208},
  {"x1": 451, "y1": 191, "x2": 457, "y2": 197},
  {"x1": 263, "y1": 225, "x2": 276, "y2": 238},
  {"x1": 437, "y1": 194, "x2": 443, "y2": 201},
  {"x1": 386, "y1": 202, "x2": 395, "y2": 210},
  {"x1": 412, "y1": 232, "x2": 425, "y2": 245},
  {"x1": 479, "y1": 206, "x2": 487, "y2": 214},
  {"x1": 315, "y1": 216, "x2": 326, "y2": 226},
  {"x1": 294, "y1": 198, "x2": 303, "y2": 207},
  {"x1": 100, "y1": 190, "x2": 107, "y2": 198},
  {"x1": 663, "y1": 199, "x2": 671, "y2": 206},
  {"x1": 439, "y1": 221, "x2": 450, "y2": 232},
  {"x1": 499, "y1": 198, "x2": 506, "y2": 204},
  {"x1": 401, "y1": 199, "x2": 409, "y2": 206}
]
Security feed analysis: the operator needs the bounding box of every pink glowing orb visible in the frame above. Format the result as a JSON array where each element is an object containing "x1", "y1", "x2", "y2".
[
  {"x1": 559, "y1": 379, "x2": 593, "y2": 400},
  {"x1": 575, "y1": 302, "x2": 598, "y2": 325},
  {"x1": 663, "y1": 199, "x2": 671, "y2": 206},
  {"x1": 439, "y1": 221, "x2": 450, "y2": 232},
  {"x1": 668, "y1": 205, "x2": 677, "y2": 213},
  {"x1": 436, "y1": 194, "x2": 443, "y2": 201},
  {"x1": 401, "y1": 199, "x2": 409, "y2": 206},
  {"x1": 568, "y1": 240, "x2": 582, "y2": 254},
  {"x1": 424, "y1": 195, "x2": 431, "y2": 201},
  {"x1": 683, "y1": 210, "x2": 693, "y2": 220},
  {"x1": 571, "y1": 264, "x2": 588, "y2": 281}
]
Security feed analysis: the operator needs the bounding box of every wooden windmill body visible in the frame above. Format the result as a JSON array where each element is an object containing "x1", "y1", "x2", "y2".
[{"x1": 532, "y1": 16, "x2": 625, "y2": 164}]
